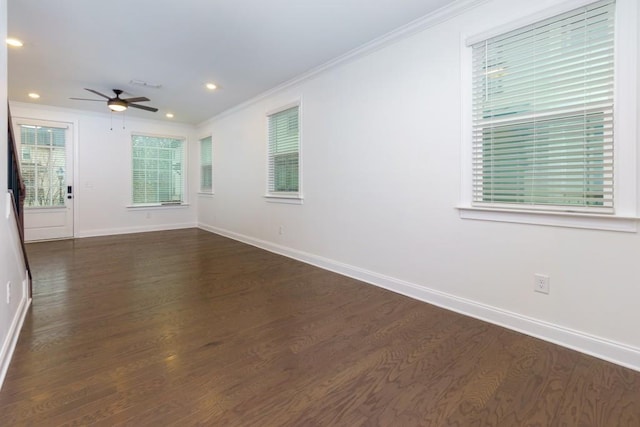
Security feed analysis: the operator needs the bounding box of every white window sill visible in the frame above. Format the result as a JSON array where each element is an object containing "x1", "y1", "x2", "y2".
[
  {"x1": 265, "y1": 194, "x2": 304, "y2": 205},
  {"x1": 127, "y1": 203, "x2": 190, "y2": 210},
  {"x1": 198, "y1": 192, "x2": 215, "y2": 198},
  {"x1": 456, "y1": 206, "x2": 638, "y2": 233}
]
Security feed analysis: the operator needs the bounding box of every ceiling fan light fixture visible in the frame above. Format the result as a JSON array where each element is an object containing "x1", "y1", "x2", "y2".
[{"x1": 108, "y1": 99, "x2": 127, "y2": 112}]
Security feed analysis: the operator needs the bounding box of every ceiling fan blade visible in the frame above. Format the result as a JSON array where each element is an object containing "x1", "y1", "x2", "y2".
[
  {"x1": 122, "y1": 96, "x2": 150, "y2": 103},
  {"x1": 70, "y1": 97, "x2": 104, "y2": 101},
  {"x1": 84, "y1": 88, "x2": 111, "y2": 99},
  {"x1": 128, "y1": 104, "x2": 158, "y2": 112}
]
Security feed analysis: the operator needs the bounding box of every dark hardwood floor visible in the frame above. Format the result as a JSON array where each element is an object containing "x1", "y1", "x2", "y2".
[{"x1": 1, "y1": 228, "x2": 639, "y2": 426}]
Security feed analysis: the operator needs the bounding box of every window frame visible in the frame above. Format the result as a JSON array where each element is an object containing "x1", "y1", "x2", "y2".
[
  {"x1": 264, "y1": 100, "x2": 303, "y2": 204},
  {"x1": 458, "y1": 0, "x2": 638, "y2": 232},
  {"x1": 199, "y1": 135, "x2": 214, "y2": 195},
  {"x1": 129, "y1": 132, "x2": 188, "y2": 208}
]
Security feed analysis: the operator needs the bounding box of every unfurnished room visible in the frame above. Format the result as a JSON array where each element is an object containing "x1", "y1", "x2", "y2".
[{"x1": 1, "y1": 0, "x2": 640, "y2": 425}]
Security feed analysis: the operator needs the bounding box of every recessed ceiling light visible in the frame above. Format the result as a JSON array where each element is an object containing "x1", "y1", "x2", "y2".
[
  {"x1": 28, "y1": 92, "x2": 40, "y2": 99},
  {"x1": 6, "y1": 38, "x2": 23, "y2": 47},
  {"x1": 166, "y1": 113, "x2": 174, "y2": 118},
  {"x1": 205, "y1": 83, "x2": 217, "y2": 90}
]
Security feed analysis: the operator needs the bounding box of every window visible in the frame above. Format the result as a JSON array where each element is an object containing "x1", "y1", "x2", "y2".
[
  {"x1": 267, "y1": 105, "x2": 300, "y2": 198},
  {"x1": 19, "y1": 125, "x2": 67, "y2": 208},
  {"x1": 470, "y1": 0, "x2": 614, "y2": 213},
  {"x1": 132, "y1": 134, "x2": 185, "y2": 205},
  {"x1": 200, "y1": 136, "x2": 213, "y2": 193}
]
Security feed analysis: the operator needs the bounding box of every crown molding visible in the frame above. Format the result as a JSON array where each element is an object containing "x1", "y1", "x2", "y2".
[{"x1": 197, "y1": 0, "x2": 490, "y2": 128}]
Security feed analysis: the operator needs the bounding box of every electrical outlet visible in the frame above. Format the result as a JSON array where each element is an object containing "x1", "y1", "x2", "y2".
[
  {"x1": 6, "y1": 281, "x2": 11, "y2": 304},
  {"x1": 534, "y1": 274, "x2": 550, "y2": 294}
]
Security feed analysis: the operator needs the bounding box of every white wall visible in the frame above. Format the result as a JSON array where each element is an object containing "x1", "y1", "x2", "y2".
[
  {"x1": 198, "y1": 0, "x2": 640, "y2": 370},
  {"x1": 0, "y1": 0, "x2": 31, "y2": 389},
  {"x1": 9, "y1": 103, "x2": 198, "y2": 237}
]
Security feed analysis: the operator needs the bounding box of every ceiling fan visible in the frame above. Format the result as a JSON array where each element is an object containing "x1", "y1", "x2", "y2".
[{"x1": 70, "y1": 88, "x2": 158, "y2": 113}]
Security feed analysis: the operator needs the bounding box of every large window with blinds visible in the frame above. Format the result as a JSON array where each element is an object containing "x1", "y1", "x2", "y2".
[
  {"x1": 132, "y1": 134, "x2": 185, "y2": 205},
  {"x1": 200, "y1": 136, "x2": 213, "y2": 193},
  {"x1": 267, "y1": 105, "x2": 300, "y2": 197},
  {"x1": 471, "y1": 0, "x2": 614, "y2": 212}
]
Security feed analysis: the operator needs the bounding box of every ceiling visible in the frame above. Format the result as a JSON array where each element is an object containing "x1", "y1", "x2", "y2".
[{"x1": 8, "y1": 0, "x2": 456, "y2": 124}]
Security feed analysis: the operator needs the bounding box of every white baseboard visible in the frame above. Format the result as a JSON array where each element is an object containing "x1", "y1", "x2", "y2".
[
  {"x1": 0, "y1": 295, "x2": 31, "y2": 391},
  {"x1": 76, "y1": 222, "x2": 197, "y2": 238},
  {"x1": 199, "y1": 222, "x2": 640, "y2": 372}
]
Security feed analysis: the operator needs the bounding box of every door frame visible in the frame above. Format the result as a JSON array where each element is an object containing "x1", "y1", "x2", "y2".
[{"x1": 11, "y1": 115, "x2": 79, "y2": 241}]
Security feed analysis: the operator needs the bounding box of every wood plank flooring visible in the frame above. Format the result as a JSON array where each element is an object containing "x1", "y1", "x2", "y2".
[{"x1": 1, "y1": 228, "x2": 639, "y2": 426}]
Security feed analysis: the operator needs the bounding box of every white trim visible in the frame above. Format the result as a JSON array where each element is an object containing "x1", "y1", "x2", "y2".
[
  {"x1": 75, "y1": 222, "x2": 196, "y2": 238},
  {"x1": 5, "y1": 192, "x2": 11, "y2": 219},
  {"x1": 197, "y1": 0, "x2": 490, "y2": 128},
  {"x1": 460, "y1": 33, "x2": 473, "y2": 210},
  {"x1": 198, "y1": 223, "x2": 640, "y2": 372},
  {"x1": 197, "y1": 192, "x2": 215, "y2": 198},
  {"x1": 23, "y1": 206, "x2": 68, "y2": 212},
  {"x1": 129, "y1": 130, "x2": 188, "y2": 141},
  {"x1": 465, "y1": 0, "x2": 610, "y2": 46},
  {"x1": 265, "y1": 101, "x2": 301, "y2": 117},
  {"x1": 126, "y1": 203, "x2": 190, "y2": 209},
  {"x1": 12, "y1": 119, "x2": 69, "y2": 129},
  {"x1": 264, "y1": 195, "x2": 304, "y2": 205},
  {"x1": 0, "y1": 296, "x2": 31, "y2": 391},
  {"x1": 613, "y1": 0, "x2": 638, "y2": 217},
  {"x1": 457, "y1": 206, "x2": 638, "y2": 232},
  {"x1": 72, "y1": 118, "x2": 79, "y2": 238}
]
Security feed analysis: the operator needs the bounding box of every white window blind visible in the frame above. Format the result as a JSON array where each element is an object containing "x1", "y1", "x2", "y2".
[
  {"x1": 200, "y1": 136, "x2": 213, "y2": 192},
  {"x1": 471, "y1": 0, "x2": 615, "y2": 212},
  {"x1": 132, "y1": 134, "x2": 185, "y2": 205},
  {"x1": 268, "y1": 106, "x2": 299, "y2": 194}
]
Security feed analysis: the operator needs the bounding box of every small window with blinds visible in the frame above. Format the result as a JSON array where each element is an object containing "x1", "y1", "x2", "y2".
[
  {"x1": 267, "y1": 105, "x2": 300, "y2": 197},
  {"x1": 132, "y1": 134, "x2": 185, "y2": 205},
  {"x1": 471, "y1": 0, "x2": 615, "y2": 213},
  {"x1": 200, "y1": 136, "x2": 213, "y2": 193}
]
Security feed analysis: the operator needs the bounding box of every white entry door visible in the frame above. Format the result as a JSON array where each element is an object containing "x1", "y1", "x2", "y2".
[{"x1": 13, "y1": 118, "x2": 74, "y2": 241}]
